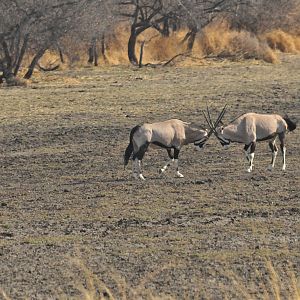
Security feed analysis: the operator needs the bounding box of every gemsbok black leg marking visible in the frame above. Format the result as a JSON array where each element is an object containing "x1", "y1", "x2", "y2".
[
  {"x1": 244, "y1": 144, "x2": 251, "y2": 162},
  {"x1": 167, "y1": 149, "x2": 174, "y2": 159},
  {"x1": 173, "y1": 148, "x2": 184, "y2": 178},
  {"x1": 278, "y1": 133, "x2": 286, "y2": 171},
  {"x1": 159, "y1": 148, "x2": 175, "y2": 174},
  {"x1": 268, "y1": 140, "x2": 278, "y2": 171},
  {"x1": 133, "y1": 142, "x2": 149, "y2": 160},
  {"x1": 246, "y1": 142, "x2": 256, "y2": 172},
  {"x1": 132, "y1": 142, "x2": 149, "y2": 180}
]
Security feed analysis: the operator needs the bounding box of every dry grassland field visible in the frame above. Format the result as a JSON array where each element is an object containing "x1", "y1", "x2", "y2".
[{"x1": 1, "y1": 55, "x2": 300, "y2": 299}]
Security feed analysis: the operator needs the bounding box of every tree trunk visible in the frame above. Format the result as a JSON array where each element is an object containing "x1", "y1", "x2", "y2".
[
  {"x1": 101, "y1": 33, "x2": 107, "y2": 63},
  {"x1": 2, "y1": 41, "x2": 12, "y2": 69},
  {"x1": 93, "y1": 41, "x2": 98, "y2": 66},
  {"x1": 139, "y1": 41, "x2": 145, "y2": 68},
  {"x1": 2, "y1": 68, "x2": 15, "y2": 82},
  {"x1": 128, "y1": 31, "x2": 138, "y2": 65},
  {"x1": 14, "y1": 34, "x2": 29, "y2": 76},
  {"x1": 88, "y1": 46, "x2": 94, "y2": 63},
  {"x1": 0, "y1": 62, "x2": 20, "y2": 86},
  {"x1": 162, "y1": 18, "x2": 170, "y2": 37},
  {"x1": 24, "y1": 47, "x2": 47, "y2": 79},
  {"x1": 87, "y1": 38, "x2": 98, "y2": 66},
  {"x1": 187, "y1": 29, "x2": 197, "y2": 50},
  {"x1": 0, "y1": 43, "x2": 18, "y2": 84},
  {"x1": 187, "y1": 24, "x2": 198, "y2": 51},
  {"x1": 57, "y1": 43, "x2": 64, "y2": 63}
]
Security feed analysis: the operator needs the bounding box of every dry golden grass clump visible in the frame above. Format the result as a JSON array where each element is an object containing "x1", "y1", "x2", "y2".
[
  {"x1": 199, "y1": 22, "x2": 278, "y2": 63},
  {"x1": 105, "y1": 24, "x2": 130, "y2": 65},
  {"x1": 263, "y1": 29, "x2": 300, "y2": 53},
  {"x1": 137, "y1": 28, "x2": 187, "y2": 63}
]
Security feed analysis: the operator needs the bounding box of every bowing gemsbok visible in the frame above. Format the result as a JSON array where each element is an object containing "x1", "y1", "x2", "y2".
[
  {"x1": 124, "y1": 112, "x2": 225, "y2": 180},
  {"x1": 204, "y1": 107, "x2": 297, "y2": 172}
]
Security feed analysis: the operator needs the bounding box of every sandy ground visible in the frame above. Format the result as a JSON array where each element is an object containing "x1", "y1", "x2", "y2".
[{"x1": 0, "y1": 55, "x2": 299, "y2": 299}]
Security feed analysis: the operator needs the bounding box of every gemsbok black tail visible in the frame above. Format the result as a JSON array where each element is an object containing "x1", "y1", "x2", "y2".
[
  {"x1": 124, "y1": 125, "x2": 140, "y2": 168},
  {"x1": 283, "y1": 115, "x2": 297, "y2": 132}
]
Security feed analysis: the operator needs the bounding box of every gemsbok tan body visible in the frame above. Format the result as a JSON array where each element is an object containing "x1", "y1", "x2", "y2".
[
  {"x1": 204, "y1": 110, "x2": 297, "y2": 172},
  {"x1": 124, "y1": 119, "x2": 211, "y2": 180}
]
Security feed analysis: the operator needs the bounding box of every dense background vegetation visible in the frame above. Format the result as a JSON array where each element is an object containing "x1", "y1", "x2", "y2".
[{"x1": 1, "y1": 0, "x2": 300, "y2": 85}]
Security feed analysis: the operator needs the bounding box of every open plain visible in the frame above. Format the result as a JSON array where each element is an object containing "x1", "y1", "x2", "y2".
[{"x1": 0, "y1": 55, "x2": 300, "y2": 299}]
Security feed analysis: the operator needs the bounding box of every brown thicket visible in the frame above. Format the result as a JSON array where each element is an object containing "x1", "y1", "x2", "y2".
[{"x1": 1, "y1": 0, "x2": 300, "y2": 85}]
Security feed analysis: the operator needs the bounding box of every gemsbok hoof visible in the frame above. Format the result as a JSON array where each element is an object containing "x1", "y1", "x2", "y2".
[
  {"x1": 267, "y1": 165, "x2": 273, "y2": 171},
  {"x1": 176, "y1": 171, "x2": 184, "y2": 178},
  {"x1": 139, "y1": 174, "x2": 146, "y2": 180},
  {"x1": 159, "y1": 168, "x2": 165, "y2": 174}
]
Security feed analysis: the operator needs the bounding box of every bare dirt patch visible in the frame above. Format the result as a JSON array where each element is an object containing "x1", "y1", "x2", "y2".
[{"x1": 0, "y1": 56, "x2": 299, "y2": 299}]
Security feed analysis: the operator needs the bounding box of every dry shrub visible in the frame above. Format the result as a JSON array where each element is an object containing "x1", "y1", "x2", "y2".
[
  {"x1": 138, "y1": 28, "x2": 186, "y2": 63},
  {"x1": 60, "y1": 36, "x2": 88, "y2": 67},
  {"x1": 263, "y1": 29, "x2": 300, "y2": 53},
  {"x1": 38, "y1": 50, "x2": 62, "y2": 69},
  {"x1": 15, "y1": 21, "x2": 300, "y2": 77},
  {"x1": 199, "y1": 21, "x2": 278, "y2": 63},
  {"x1": 99, "y1": 23, "x2": 281, "y2": 65},
  {"x1": 105, "y1": 23, "x2": 130, "y2": 65},
  {"x1": 106, "y1": 25, "x2": 187, "y2": 65}
]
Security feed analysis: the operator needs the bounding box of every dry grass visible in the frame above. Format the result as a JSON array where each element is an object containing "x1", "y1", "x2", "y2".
[
  {"x1": 1, "y1": 54, "x2": 299, "y2": 299},
  {"x1": 13, "y1": 23, "x2": 300, "y2": 77},
  {"x1": 6, "y1": 256, "x2": 294, "y2": 300},
  {"x1": 263, "y1": 29, "x2": 300, "y2": 53},
  {"x1": 199, "y1": 21, "x2": 278, "y2": 63},
  {"x1": 104, "y1": 22, "x2": 279, "y2": 65}
]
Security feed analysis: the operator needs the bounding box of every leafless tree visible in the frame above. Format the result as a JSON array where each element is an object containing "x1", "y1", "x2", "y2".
[
  {"x1": 230, "y1": 0, "x2": 300, "y2": 33},
  {"x1": 117, "y1": 0, "x2": 184, "y2": 64},
  {"x1": 116, "y1": 0, "x2": 252, "y2": 64},
  {"x1": 1, "y1": 0, "x2": 299, "y2": 82},
  {"x1": 0, "y1": 0, "x2": 93, "y2": 83}
]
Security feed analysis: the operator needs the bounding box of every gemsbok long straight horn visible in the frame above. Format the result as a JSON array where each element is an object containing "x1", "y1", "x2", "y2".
[
  {"x1": 123, "y1": 116, "x2": 223, "y2": 180},
  {"x1": 204, "y1": 107, "x2": 297, "y2": 172}
]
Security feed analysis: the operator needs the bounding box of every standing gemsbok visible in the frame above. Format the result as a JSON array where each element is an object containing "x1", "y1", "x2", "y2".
[
  {"x1": 204, "y1": 107, "x2": 297, "y2": 172},
  {"x1": 124, "y1": 112, "x2": 225, "y2": 180}
]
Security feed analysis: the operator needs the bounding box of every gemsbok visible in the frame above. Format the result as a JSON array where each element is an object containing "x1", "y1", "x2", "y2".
[
  {"x1": 204, "y1": 107, "x2": 297, "y2": 172},
  {"x1": 124, "y1": 111, "x2": 225, "y2": 180}
]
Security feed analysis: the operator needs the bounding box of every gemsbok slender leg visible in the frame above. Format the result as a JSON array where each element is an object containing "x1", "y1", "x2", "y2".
[
  {"x1": 159, "y1": 149, "x2": 174, "y2": 174},
  {"x1": 246, "y1": 142, "x2": 256, "y2": 172},
  {"x1": 267, "y1": 139, "x2": 278, "y2": 171},
  {"x1": 137, "y1": 160, "x2": 145, "y2": 180},
  {"x1": 174, "y1": 148, "x2": 184, "y2": 178},
  {"x1": 244, "y1": 144, "x2": 251, "y2": 162},
  {"x1": 132, "y1": 158, "x2": 139, "y2": 179},
  {"x1": 278, "y1": 133, "x2": 286, "y2": 171},
  {"x1": 133, "y1": 142, "x2": 149, "y2": 180}
]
